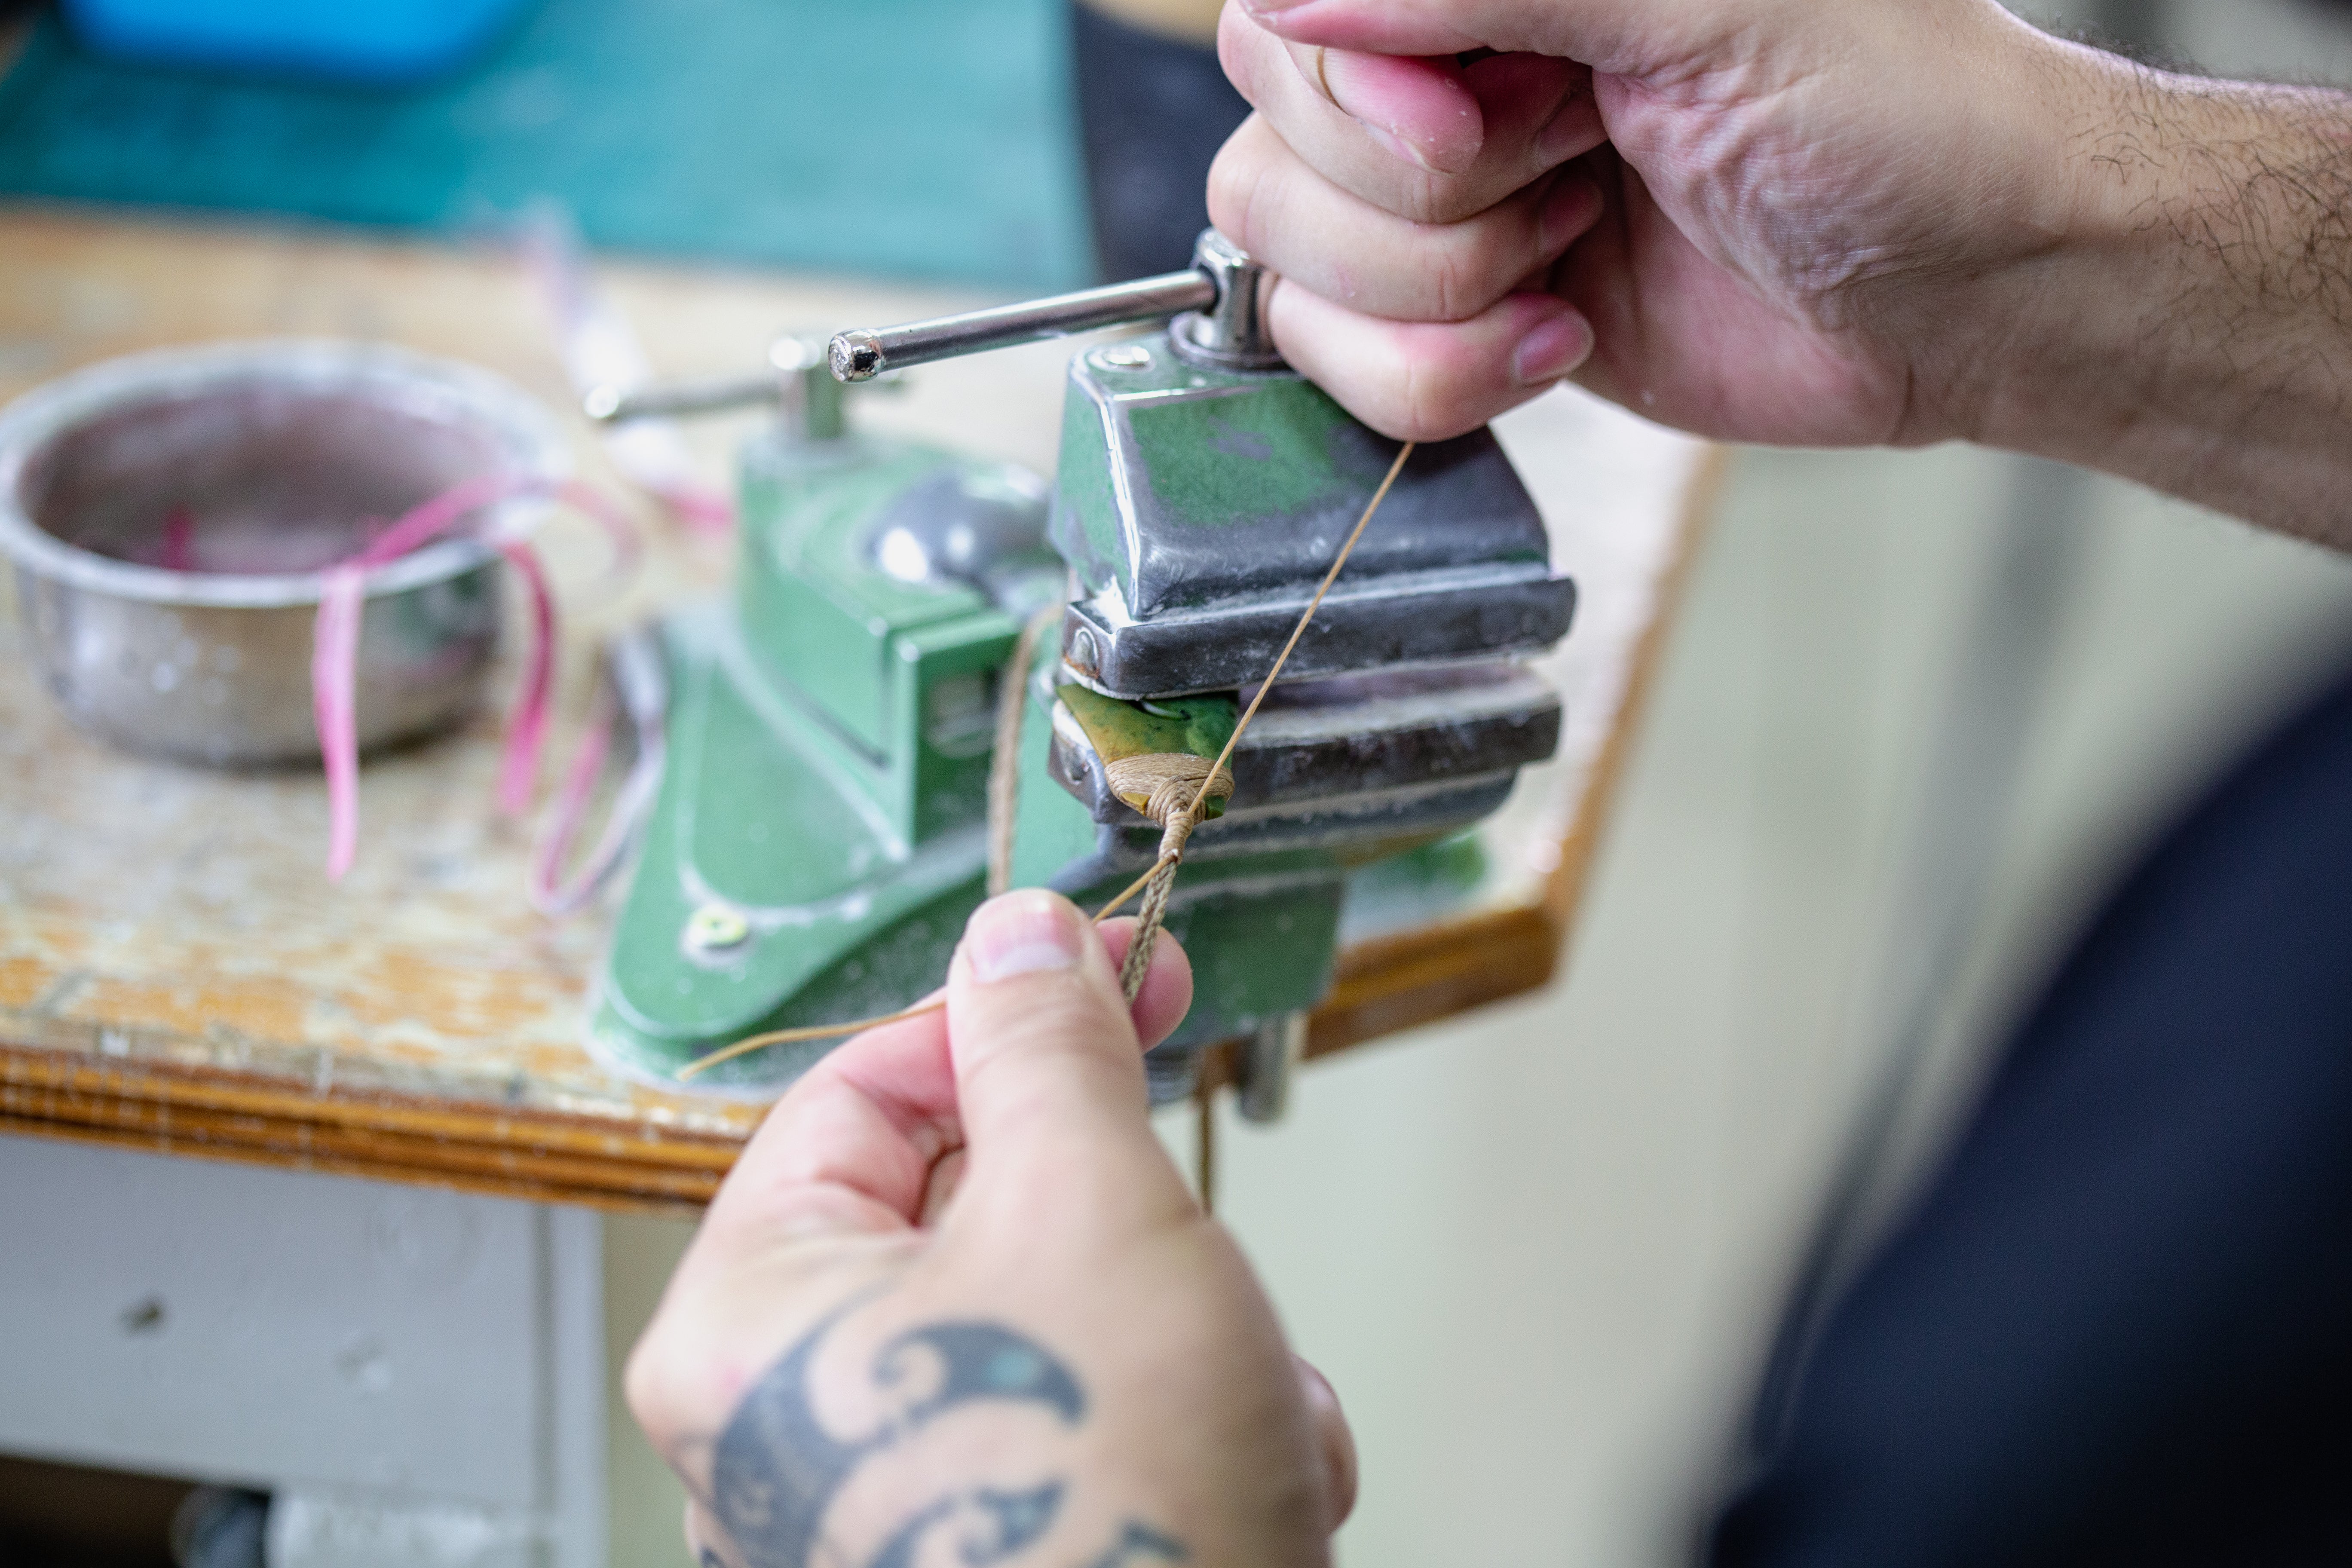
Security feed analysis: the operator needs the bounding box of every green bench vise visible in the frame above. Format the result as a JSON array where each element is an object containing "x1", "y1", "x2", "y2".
[{"x1": 586, "y1": 233, "x2": 1573, "y2": 1114}]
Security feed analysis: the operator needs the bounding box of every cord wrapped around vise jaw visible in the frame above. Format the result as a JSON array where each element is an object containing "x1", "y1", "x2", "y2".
[
  {"x1": 1106, "y1": 751, "x2": 1234, "y2": 838},
  {"x1": 1054, "y1": 683, "x2": 1241, "y2": 1002},
  {"x1": 1103, "y1": 751, "x2": 1234, "y2": 1001}
]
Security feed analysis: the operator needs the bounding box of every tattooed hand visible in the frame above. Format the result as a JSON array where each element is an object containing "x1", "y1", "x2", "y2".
[{"x1": 628, "y1": 892, "x2": 1354, "y2": 1568}]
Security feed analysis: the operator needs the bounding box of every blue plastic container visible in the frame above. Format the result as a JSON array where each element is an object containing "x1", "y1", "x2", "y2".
[{"x1": 61, "y1": 0, "x2": 536, "y2": 84}]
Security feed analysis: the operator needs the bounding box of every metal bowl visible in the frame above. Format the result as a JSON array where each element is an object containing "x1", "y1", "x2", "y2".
[{"x1": 0, "y1": 340, "x2": 567, "y2": 765}]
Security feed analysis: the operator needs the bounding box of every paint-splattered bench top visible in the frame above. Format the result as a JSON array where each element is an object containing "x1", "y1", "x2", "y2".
[{"x1": 0, "y1": 208, "x2": 1716, "y2": 1212}]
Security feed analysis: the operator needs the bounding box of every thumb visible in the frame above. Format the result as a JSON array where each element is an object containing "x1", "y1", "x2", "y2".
[{"x1": 945, "y1": 891, "x2": 1197, "y2": 1229}]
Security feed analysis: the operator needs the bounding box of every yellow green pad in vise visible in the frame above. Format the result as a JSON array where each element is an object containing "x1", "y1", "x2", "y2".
[{"x1": 1055, "y1": 683, "x2": 1234, "y2": 820}]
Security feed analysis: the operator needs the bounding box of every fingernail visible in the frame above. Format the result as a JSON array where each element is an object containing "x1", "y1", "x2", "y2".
[
  {"x1": 963, "y1": 891, "x2": 1082, "y2": 983},
  {"x1": 1512, "y1": 312, "x2": 1593, "y2": 386},
  {"x1": 1295, "y1": 47, "x2": 1468, "y2": 174},
  {"x1": 1244, "y1": 0, "x2": 1311, "y2": 13}
]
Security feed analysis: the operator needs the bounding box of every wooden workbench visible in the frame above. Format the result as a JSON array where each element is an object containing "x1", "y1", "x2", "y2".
[{"x1": 0, "y1": 207, "x2": 1715, "y2": 1212}]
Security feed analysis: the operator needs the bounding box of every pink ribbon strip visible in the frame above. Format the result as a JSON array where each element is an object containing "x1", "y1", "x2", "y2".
[
  {"x1": 310, "y1": 473, "x2": 637, "y2": 881},
  {"x1": 527, "y1": 629, "x2": 669, "y2": 918},
  {"x1": 312, "y1": 565, "x2": 366, "y2": 880},
  {"x1": 530, "y1": 677, "x2": 617, "y2": 907},
  {"x1": 495, "y1": 539, "x2": 556, "y2": 817}
]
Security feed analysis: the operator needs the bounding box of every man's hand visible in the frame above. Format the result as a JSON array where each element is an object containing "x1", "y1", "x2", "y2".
[
  {"x1": 627, "y1": 893, "x2": 1353, "y2": 1568},
  {"x1": 1213, "y1": 0, "x2": 2352, "y2": 545},
  {"x1": 1211, "y1": 0, "x2": 2077, "y2": 446}
]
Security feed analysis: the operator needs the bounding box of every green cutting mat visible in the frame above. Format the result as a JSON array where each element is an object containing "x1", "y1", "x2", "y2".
[{"x1": 0, "y1": 0, "x2": 1093, "y2": 291}]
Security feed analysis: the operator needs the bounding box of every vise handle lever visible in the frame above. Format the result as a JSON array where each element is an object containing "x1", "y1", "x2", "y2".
[{"x1": 830, "y1": 229, "x2": 1281, "y2": 383}]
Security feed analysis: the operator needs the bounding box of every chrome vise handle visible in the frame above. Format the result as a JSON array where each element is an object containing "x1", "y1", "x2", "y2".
[{"x1": 829, "y1": 229, "x2": 1282, "y2": 383}]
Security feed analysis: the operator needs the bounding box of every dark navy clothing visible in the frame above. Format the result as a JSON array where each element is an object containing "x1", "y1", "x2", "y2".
[
  {"x1": 1069, "y1": 2, "x2": 1250, "y2": 283},
  {"x1": 1714, "y1": 662, "x2": 2352, "y2": 1565}
]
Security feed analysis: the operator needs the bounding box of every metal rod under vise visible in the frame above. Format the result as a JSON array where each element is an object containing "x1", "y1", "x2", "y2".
[
  {"x1": 830, "y1": 229, "x2": 1282, "y2": 383},
  {"x1": 583, "y1": 372, "x2": 784, "y2": 425},
  {"x1": 584, "y1": 337, "x2": 849, "y2": 440}
]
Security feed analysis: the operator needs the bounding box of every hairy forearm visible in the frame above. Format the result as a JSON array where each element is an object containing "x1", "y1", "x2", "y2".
[{"x1": 1969, "y1": 40, "x2": 2352, "y2": 545}]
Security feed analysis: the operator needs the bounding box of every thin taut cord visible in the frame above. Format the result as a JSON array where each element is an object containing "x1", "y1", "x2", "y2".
[
  {"x1": 1109, "y1": 440, "x2": 1415, "y2": 1001},
  {"x1": 675, "y1": 440, "x2": 1417, "y2": 1082},
  {"x1": 987, "y1": 604, "x2": 1062, "y2": 898}
]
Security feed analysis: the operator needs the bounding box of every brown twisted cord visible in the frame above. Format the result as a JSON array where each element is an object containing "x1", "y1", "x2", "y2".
[
  {"x1": 1118, "y1": 809, "x2": 1198, "y2": 1001},
  {"x1": 1103, "y1": 439, "x2": 1415, "y2": 1002},
  {"x1": 677, "y1": 439, "x2": 1415, "y2": 1080},
  {"x1": 988, "y1": 604, "x2": 1062, "y2": 898}
]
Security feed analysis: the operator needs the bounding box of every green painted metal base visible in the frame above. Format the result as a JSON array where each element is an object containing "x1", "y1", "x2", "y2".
[
  {"x1": 588, "y1": 608, "x2": 988, "y2": 1093},
  {"x1": 592, "y1": 427, "x2": 1050, "y2": 1092}
]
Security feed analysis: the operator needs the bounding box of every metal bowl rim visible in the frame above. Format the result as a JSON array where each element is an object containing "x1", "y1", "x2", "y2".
[{"x1": 0, "y1": 339, "x2": 571, "y2": 609}]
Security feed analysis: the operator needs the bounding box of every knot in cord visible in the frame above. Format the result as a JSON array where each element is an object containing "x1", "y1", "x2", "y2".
[
  {"x1": 1104, "y1": 752, "x2": 1234, "y2": 832},
  {"x1": 1102, "y1": 751, "x2": 1234, "y2": 1001}
]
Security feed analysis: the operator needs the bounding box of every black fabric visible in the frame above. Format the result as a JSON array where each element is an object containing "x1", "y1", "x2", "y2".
[
  {"x1": 1068, "y1": 1, "x2": 1251, "y2": 283},
  {"x1": 1712, "y1": 660, "x2": 2352, "y2": 1566}
]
